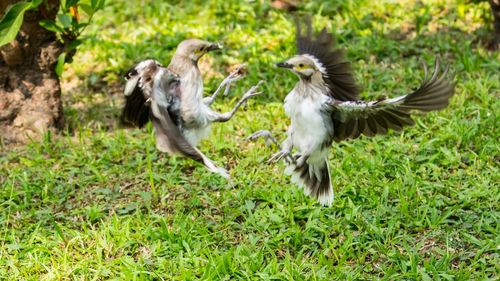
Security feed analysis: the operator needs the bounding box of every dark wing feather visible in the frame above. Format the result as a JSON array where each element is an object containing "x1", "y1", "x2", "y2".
[
  {"x1": 121, "y1": 85, "x2": 150, "y2": 127},
  {"x1": 330, "y1": 59, "x2": 455, "y2": 142},
  {"x1": 120, "y1": 60, "x2": 160, "y2": 127},
  {"x1": 296, "y1": 17, "x2": 360, "y2": 101}
]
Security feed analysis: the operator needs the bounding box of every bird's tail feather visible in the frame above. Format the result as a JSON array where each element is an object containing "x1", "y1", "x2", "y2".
[
  {"x1": 285, "y1": 157, "x2": 333, "y2": 206},
  {"x1": 400, "y1": 59, "x2": 455, "y2": 112},
  {"x1": 151, "y1": 104, "x2": 229, "y2": 178},
  {"x1": 194, "y1": 147, "x2": 230, "y2": 179}
]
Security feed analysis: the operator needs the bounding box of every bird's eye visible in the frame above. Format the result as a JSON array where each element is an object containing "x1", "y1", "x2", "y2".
[
  {"x1": 198, "y1": 47, "x2": 204, "y2": 52},
  {"x1": 298, "y1": 64, "x2": 304, "y2": 67}
]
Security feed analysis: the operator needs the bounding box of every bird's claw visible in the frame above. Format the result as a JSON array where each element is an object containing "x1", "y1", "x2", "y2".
[
  {"x1": 239, "y1": 80, "x2": 264, "y2": 108},
  {"x1": 222, "y1": 64, "x2": 246, "y2": 96},
  {"x1": 246, "y1": 130, "x2": 293, "y2": 164},
  {"x1": 222, "y1": 75, "x2": 243, "y2": 86},
  {"x1": 246, "y1": 130, "x2": 274, "y2": 146},
  {"x1": 245, "y1": 130, "x2": 266, "y2": 141},
  {"x1": 243, "y1": 91, "x2": 262, "y2": 100},
  {"x1": 231, "y1": 63, "x2": 247, "y2": 75},
  {"x1": 242, "y1": 80, "x2": 264, "y2": 98},
  {"x1": 267, "y1": 150, "x2": 291, "y2": 164}
]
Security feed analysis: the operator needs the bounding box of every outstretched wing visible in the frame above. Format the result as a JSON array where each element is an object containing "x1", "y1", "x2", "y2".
[
  {"x1": 329, "y1": 59, "x2": 455, "y2": 142},
  {"x1": 121, "y1": 60, "x2": 215, "y2": 168},
  {"x1": 296, "y1": 16, "x2": 359, "y2": 101},
  {"x1": 121, "y1": 60, "x2": 162, "y2": 127}
]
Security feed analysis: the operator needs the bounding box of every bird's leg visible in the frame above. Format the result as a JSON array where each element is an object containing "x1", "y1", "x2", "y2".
[
  {"x1": 203, "y1": 64, "x2": 246, "y2": 105},
  {"x1": 246, "y1": 130, "x2": 295, "y2": 164},
  {"x1": 292, "y1": 145, "x2": 315, "y2": 167},
  {"x1": 208, "y1": 80, "x2": 263, "y2": 123},
  {"x1": 268, "y1": 136, "x2": 294, "y2": 164},
  {"x1": 268, "y1": 150, "x2": 293, "y2": 164},
  {"x1": 246, "y1": 130, "x2": 280, "y2": 147}
]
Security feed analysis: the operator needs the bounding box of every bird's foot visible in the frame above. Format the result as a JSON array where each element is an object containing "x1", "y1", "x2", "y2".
[
  {"x1": 245, "y1": 130, "x2": 277, "y2": 146},
  {"x1": 216, "y1": 167, "x2": 230, "y2": 179},
  {"x1": 221, "y1": 64, "x2": 246, "y2": 96},
  {"x1": 204, "y1": 64, "x2": 246, "y2": 105},
  {"x1": 240, "y1": 80, "x2": 264, "y2": 103},
  {"x1": 267, "y1": 149, "x2": 291, "y2": 164}
]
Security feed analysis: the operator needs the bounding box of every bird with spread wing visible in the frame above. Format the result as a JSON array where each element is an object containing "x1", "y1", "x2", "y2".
[
  {"x1": 248, "y1": 18, "x2": 455, "y2": 206},
  {"x1": 122, "y1": 39, "x2": 263, "y2": 178}
]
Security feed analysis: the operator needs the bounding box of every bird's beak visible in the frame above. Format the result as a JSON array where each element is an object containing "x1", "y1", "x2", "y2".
[
  {"x1": 276, "y1": 62, "x2": 293, "y2": 69},
  {"x1": 206, "y1": 43, "x2": 222, "y2": 52}
]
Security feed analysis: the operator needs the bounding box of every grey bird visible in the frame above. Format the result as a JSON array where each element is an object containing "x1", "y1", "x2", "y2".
[
  {"x1": 122, "y1": 39, "x2": 262, "y2": 178},
  {"x1": 249, "y1": 19, "x2": 455, "y2": 206}
]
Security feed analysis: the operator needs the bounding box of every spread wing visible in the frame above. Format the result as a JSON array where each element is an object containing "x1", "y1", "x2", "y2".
[
  {"x1": 121, "y1": 59, "x2": 161, "y2": 127},
  {"x1": 329, "y1": 59, "x2": 455, "y2": 142},
  {"x1": 120, "y1": 60, "x2": 203, "y2": 160},
  {"x1": 296, "y1": 17, "x2": 359, "y2": 101}
]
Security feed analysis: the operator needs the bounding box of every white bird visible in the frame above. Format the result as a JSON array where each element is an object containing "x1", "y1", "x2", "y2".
[
  {"x1": 249, "y1": 18, "x2": 455, "y2": 206},
  {"x1": 122, "y1": 39, "x2": 262, "y2": 178}
]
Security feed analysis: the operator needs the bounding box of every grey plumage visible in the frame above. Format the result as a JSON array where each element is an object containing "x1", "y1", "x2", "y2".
[
  {"x1": 122, "y1": 39, "x2": 262, "y2": 178},
  {"x1": 250, "y1": 18, "x2": 455, "y2": 206},
  {"x1": 122, "y1": 60, "x2": 207, "y2": 167}
]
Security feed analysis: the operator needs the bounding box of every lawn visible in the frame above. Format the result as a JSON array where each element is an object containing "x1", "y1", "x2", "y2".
[{"x1": 1, "y1": 0, "x2": 499, "y2": 279}]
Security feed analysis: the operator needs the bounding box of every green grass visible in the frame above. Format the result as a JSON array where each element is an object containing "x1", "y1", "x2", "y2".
[{"x1": 1, "y1": 0, "x2": 499, "y2": 279}]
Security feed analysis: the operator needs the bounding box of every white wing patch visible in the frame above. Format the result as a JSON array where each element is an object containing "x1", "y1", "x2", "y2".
[{"x1": 124, "y1": 76, "x2": 139, "y2": 96}]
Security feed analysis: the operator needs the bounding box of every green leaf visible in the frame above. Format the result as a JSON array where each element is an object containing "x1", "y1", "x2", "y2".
[
  {"x1": 57, "y1": 13, "x2": 73, "y2": 29},
  {"x1": 90, "y1": 0, "x2": 105, "y2": 10},
  {"x1": 421, "y1": 271, "x2": 432, "y2": 281},
  {"x1": 31, "y1": 0, "x2": 43, "y2": 7},
  {"x1": 65, "y1": 0, "x2": 79, "y2": 10},
  {"x1": 97, "y1": 0, "x2": 105, "y2": 10},
  {"x1": 0, "y1": 2, "x2": 32, "y2": 47},
  {"x1": 39, "y1": 19, "x2": 64, "y2": 33},
  {"x1": 55, "y1": 52, "x2": 66, "y2": 77},
  {"x1": 67, "y1": 38, "x2": 83, "y2": 50},
  {"x1": 79, "y1": 4, "x2": 94, "y2": 16}
]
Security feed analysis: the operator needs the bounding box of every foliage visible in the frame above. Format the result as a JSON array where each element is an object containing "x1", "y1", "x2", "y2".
[
  {"x1": 0, "y1": 0, "x2": 499, "y2": 279},
  {"x1": 0, "y1": 0, "x2": 41, "y2": 46},
  {"x1": 0, "y1": 0, "x2": 104, "y2": 76},
  {"x1": 38, "y1": 0, "x2": 105, "y2": 43}
]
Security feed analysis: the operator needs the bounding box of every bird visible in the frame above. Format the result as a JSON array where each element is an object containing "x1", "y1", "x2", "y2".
[
  {"x1": 121, "y1": 39, "x2": 263, "y2": 178},
  {"x1": 248, "y1": 18, "x2": 455, "y2": 206}
]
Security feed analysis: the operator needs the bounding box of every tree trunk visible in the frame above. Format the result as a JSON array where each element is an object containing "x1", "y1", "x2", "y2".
[
  {"x1": 0, "y1": 0, "x2": 65, "y2": 144},
  {"x1": 490, "y1": 0, "x2": 500, "y2": 49}
]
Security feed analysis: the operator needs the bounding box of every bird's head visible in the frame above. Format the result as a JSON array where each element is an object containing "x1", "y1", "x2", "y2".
[
  {"x1": 176, "y1": 39, "x2": 222, "y2": 63},
  {"x1": 276, "y1": 55, "x2": 321, "y2": 79}
]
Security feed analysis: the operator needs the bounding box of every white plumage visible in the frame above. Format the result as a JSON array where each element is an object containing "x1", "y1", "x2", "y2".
[{"x1": 249, "y1": 18, "x2": 454, "y2": 206}]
